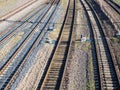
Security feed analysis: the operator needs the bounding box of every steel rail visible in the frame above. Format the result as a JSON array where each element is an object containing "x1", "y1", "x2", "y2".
[
  {"x1": 0, "y1": 0, "x2": 57, "y2": 89},
  {"x1": 104, "y1": 0, "x2": 120, "y2": 14},
  {"x1": 86, "y1": 0, "x2": 120, "y2": 89},
  {"x1": 0, "y1": 4, "x2": 47, "y2": 44},
  {"x1": 99, "y1": 0, "x2": 120, "y2": 35},
  {"x1": 88, "y1": 1, "x2": 120, "y2": 88},
  {"x1": 80, "y1": 0, "x2": 120, "y2": 89},
  {"x1": 0, "y1": 3, "x2": 51, "y2": 74},
  {"x1": 59, "y1": 0, "x2": 75, "y2": 89},
  {"x1": 79, "y1": 0, "x2": 101, "y2": 89},
  {"x1": 39, "y1": 0, "x2": 75, "y2": 89},
  {"x1": 2, "y1": 1, "x2": 60, "y2": 89}
]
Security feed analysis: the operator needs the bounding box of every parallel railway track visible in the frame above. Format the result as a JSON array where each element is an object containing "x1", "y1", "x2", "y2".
[
  {"x1": 80, "y1": 0, "x2": 120, "y2": 89},
  {"x1": 0, "y1": 0, "x2": 39, "y2": 36},
  {"x1": 89, "y1": 1, "x2": 120, "y2": 87},
  {"x1": 0, "y1": 0, "x2": 119, "y2": 89},
  {"x1": 38, "y1": 0, "x2": 75, "y2": 89},
  {"x1": 0, "y1": 3, "x2": 47, "y2": 44},
  {"x1": 0, "y1": 3, "x2": 51, "y2": 75},
  {"x1": 0, "y1": 0, "x2": 60, "y2": 89}
]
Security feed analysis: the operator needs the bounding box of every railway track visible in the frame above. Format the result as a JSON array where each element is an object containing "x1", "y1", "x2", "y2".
[
  {"x1": 89, "y1": 1, "x2": 120, "y2": 86},
  {"x1": 80, "y1": 0, "x2": 120, "y2": 89},
  {"x1": 0, "y1": 3, "x2": 52, "y2": 73},
  {"x1": 0, "y1": 0, "x2": 39, "y2": 35},
  {"x1": 104, "y1": 0, "x2": 120, "y2": 14},
  {"x1": 0, "y1": 0, "x2": 60, "y2": 89},
  {"x1": 38, "y1": 0, "x2": 75, "y2": 89},
  {"x1": 0, "y1": 3, "x2": 47, "y2": 44},
  {"x1": 99, "y1": 0, "x2": 120, "y2": 35}
]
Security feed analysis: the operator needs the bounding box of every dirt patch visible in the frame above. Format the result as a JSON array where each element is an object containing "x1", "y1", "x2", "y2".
[{"x1": 0, "y1": 0, "x2": 31, "y2": 16}]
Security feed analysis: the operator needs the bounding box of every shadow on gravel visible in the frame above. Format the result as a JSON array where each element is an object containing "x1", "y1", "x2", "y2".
[{"x1": 90, "y1": 0, "x2": 115, "y2": 28}]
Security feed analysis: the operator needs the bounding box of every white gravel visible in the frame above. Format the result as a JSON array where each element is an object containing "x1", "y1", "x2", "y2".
[
  {"x1": 64, "y1": 0, "x2": 91, "y2": 89},
  {"x1": 68, "y1": 47, "x2": 87, "y2": 90},
  {"x1": 9, "y1": 3, "x2": 63, "y2": 89}
]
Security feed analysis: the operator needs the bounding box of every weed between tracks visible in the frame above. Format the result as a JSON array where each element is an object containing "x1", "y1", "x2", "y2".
[
  {"x1": 68, "y1": 1, "x2": 95, "y2": 88},
  {"x1": 114, "y1": 0, "x2": 120, "y2": 5},
  {"x1": 110, "y1": 37, "x2": 120, "y2": 69},
  {"x1": 111, "y1": 37, "x2": 119, "y2": 43}
]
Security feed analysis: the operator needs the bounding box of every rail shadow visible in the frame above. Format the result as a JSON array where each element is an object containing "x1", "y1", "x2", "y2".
[
  {"x1": 89, "y1": 0, "x2": 120, "y2": 89},
  {"x1": 79, "y1": 0, "x2": 101, "y2": 89}
]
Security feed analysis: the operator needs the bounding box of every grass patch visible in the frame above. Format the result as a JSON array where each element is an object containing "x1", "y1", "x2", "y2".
[
  {"x1": 114, "y1": 0, "x2": 120, "y2": 5},
  {"x1": 111, "y1": 37, "x2": 119, "y2": 43},
  {"x1": 87, "y1": 81, "x2": 94, "y2": 90},
  {"x1": 118, "y1": 44, "x2": 120, "y2": 49}
]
